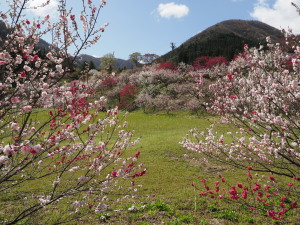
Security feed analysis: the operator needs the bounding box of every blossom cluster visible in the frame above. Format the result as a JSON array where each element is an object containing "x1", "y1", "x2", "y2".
[
  {"x1": 0, "y1": 0, "x2": 145, "y2": 224},
  {"x1": 181, "y1": 35, "x2": 300, "y2": 179},
  {"x1": 196, "y1": 168, "x2": 298, "y2": 221}
]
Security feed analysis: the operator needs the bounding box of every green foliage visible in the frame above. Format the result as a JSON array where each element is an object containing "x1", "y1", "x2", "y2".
[
  {"x1": 215, "y1": 209, "x2": 239, "y2": 222},
  {"x1": 177, "y1": 213, "x2": 195, "y2": 223},
  {"x1": 208, "y1": 205, "x2": 218, "y2": 212},
  {"x1": 129, "y1": 52, "x2": 142, "y2": 67},
  {"x1": 199, "y1": 219, "x2": 209, "y2": 225},
  {"x1": 100, "y1": 52, "x2": 116, "y2": 72},
  {"x1": 165, "y1": 219, "x2": 181, "y2": 225},
  {"x1": 146, "y1": 200, "x2": 172, "y2": 212}
]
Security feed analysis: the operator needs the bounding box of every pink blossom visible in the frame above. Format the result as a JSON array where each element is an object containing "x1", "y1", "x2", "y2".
[
  {"x1": 227, "y1": 74, "x2": 233, "y2": 81},
  {"x1": 3, "y1": 145, "x2": 14, "y2": 155},
  {"x1": 0, "y1": 155, "x2": 9, "y2": 164},
  {"x1": 269, "y1": 176, "x2": 275, "y2": 181},
  {"x1": 22, "y1": 105, "x2": 32, "y2": 112},
  {"x1": 291, "y1": 202, "x2": 297, "y2": 209},
  {"x1": 20, "y1": 71, "x2": 26, "y2": 78},
  {"x1": 11, "y1": 122, "x2": 19, "y2": 131},
  {"x1": 111, "y1": 171, "x2": 117, "y2": 177},
  {"x1": 11, "y1": 97, "x2": 21, "y2": 104}
]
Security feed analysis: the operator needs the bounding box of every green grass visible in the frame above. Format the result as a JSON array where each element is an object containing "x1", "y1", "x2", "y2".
[
  {"x1": 124, "y1": 111, "x2": 215, "y2": 202},
  {"x1": 1, "y1": 110, "x2": 299, "y2": 224}
]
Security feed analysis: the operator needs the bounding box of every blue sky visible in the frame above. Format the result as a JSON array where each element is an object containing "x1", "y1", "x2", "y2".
[{"x1": 2, "y1": 0, "x2": 300, "y2": 59}]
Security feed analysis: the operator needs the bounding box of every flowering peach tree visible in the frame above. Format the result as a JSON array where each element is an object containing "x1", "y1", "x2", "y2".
[
  {"x1": 0, "y1": 0, "x2": 145, "y2": 224},
  {"x1": 181, "y1": 26, "x2": 299, "y2": 221}
]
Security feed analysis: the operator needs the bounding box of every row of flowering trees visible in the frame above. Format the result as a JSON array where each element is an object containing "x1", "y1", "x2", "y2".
[
  {"x1": 88, "y1": 55, "x2": 229, "y2": 113},
  {"x1": 180, "y1": 28, "x2": 300, "y2": 221},
  {"x1": 0, "y1": 1, "x2": 146, "y2": 224}
]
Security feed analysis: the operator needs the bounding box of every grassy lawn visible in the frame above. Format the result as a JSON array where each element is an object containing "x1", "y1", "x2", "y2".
[
  {"x1": 107, "y1": 111, "x2": 258, "y2": 224},
  {"x1": 1, "y1": 110, "x2": 298, "y2": 224}
]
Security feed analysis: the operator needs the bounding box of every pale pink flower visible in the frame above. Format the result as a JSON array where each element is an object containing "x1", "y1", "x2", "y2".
[
  {"x1": 22, "y1": 105, "x2": 32, "y2": 112},
  {"x1": 0, "y1": 155, "x2": 9, "y2": 164},
  {"x1": 3, "y1": 145, "x2": 14, "y2": 155},
  {"x1": 11, "y1": 97, "x2": 21, "y2": 104},
  {"x1": 11, "y1": 122, "x2": 19, "y2": 131}
]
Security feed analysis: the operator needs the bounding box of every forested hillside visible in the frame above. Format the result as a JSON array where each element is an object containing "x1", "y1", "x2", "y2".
[{"x1": 161, "y1": 19, "x2": 284, "y2": 64}]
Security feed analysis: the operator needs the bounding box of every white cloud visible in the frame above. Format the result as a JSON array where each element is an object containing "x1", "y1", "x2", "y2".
[
  {"x1": 251, "y1": 0, "x2": 300, "y2": 33},
  {"x1": 27, "y1": 0, "x2": 59, "y2": 17},
  {"x1": 157, "y1": 2, "x2": 189, "y2": 19}
]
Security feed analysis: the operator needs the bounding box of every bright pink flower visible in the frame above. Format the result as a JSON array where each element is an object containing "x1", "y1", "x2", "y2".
[
  {"x1": 247, "y1": 172, "x2": 252, "y2": 180},
  {"x1": 32, "y1": 55, "x2": 39, "y2": 62},
  {"x1": 20, "y1": 71, "x2": 26, "y2": 78},
  {"x1": 269, "y1": 176, "x2": 275, "y2": 181},
  {"x1": 291, "y1": 202, "x2": 297, "y2": 209},
  {"x1": 135, "y1": 151, "x2": 141, "y2": 158},
  {"x1": 242, "y1": 190, "x2": 248, "y2": 199},
  {"x1": 227, "y1": 74, "x2": 233, "y2": 81}
]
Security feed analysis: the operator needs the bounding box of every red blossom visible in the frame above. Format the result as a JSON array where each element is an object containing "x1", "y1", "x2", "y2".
[
  {"x1": 269, "y1": 176, "x2": 275, "y2": 181},
  {"x1": 227, "y1": 74, "x2": 233, "y2": 81},
  {"x1": 20, "y1": 71, "x2": 26, "y2": 78},
  {"x1": 111, "y1": 171, "x2": 117, "y2": 177}
]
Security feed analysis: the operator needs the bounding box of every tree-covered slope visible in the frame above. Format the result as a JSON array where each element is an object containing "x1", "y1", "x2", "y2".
[{"x1": 161, "y1": 19, "x2": 284, "y2": 64}]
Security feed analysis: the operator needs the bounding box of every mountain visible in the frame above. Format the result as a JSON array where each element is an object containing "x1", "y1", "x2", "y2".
[
  {"x1": 76, "y1": 54, "x2": 133, "y2": 70},
  {"x1": 161, "y1": 19, "x2": 284, "y2": 64}
]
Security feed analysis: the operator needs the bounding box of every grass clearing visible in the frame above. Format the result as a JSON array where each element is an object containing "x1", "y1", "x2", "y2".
[{"x1": 1, "y1": 110, "x2": 298, "y2": 224}]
